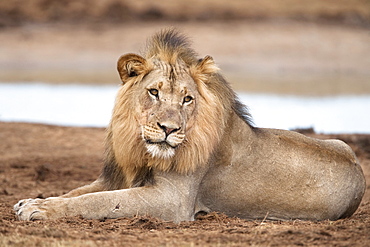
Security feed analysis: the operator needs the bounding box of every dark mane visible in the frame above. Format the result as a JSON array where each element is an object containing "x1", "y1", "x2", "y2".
[
  {"x1": 213, "y1": 73, "x2": 254, "y2": 127},
  {"x1": 233, "y1": 97, "x2": 254, "y2": 127},
  {"x1": 144, "y1": 28, "x2": 199, "y2": 65}
]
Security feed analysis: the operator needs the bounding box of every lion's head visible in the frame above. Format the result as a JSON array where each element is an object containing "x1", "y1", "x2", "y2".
[
  {"x1": 102, "y1": 29, "x2": 251, "y2": 189},
  {"x1": 120, "y1": 55, "x2": 200, "y2": 159}
]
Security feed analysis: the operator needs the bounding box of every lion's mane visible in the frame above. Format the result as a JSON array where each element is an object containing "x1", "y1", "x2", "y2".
[{"x1": 101, "y1": 29, "x2": 252, "y2": 190}]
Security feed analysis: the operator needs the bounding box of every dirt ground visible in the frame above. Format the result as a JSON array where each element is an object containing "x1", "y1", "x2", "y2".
[{"x1": 0, "y1": 122, "x2": 369, "y2": 246}]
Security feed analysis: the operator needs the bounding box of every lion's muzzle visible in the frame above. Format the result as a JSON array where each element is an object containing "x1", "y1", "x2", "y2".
[{"x1": 142, "y1": 123, "x2": 185, "y2": 159}]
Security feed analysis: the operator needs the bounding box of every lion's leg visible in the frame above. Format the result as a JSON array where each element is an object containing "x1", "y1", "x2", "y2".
[
  {"x1": 60, "y1": 178, "x2": 105, "y2": 198},
  {"x1": 14, "y1": 169, "x2": 205, "y2": 223}
]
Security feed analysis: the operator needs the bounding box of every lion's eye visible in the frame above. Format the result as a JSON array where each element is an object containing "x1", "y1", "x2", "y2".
[
  {"x1": 183, "y1": 96, "x2": 193, "y2": 104},
  {"x1": 148, "y1": 89, "x2": 159, "y2": 97}
]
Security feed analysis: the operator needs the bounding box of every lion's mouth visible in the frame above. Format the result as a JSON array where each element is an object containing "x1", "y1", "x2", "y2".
[
  {"x1": 145, "y1": 140, "x2": 176, "y2": 148},
  {"x1": 145, "y1": 140, "x2": 176, "y2": 159}
]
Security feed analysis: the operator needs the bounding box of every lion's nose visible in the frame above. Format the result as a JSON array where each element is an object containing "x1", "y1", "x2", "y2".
[{"x1": 157, "y1": 122, "x2": 181, "y2": 136}]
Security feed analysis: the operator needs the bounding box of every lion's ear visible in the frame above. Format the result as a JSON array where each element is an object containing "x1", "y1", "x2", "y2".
[
  {"x1": 191, "y1": 56, "x2": 219, "y2": 84},
  {"x1": 117, "y1": 53, "x2": 149, "y2": 84}
]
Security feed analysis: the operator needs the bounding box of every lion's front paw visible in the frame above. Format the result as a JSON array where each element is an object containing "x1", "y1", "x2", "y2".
[
  {"x1": 14, "y1": 197, "x2": 66, "y2": 221},
  {"x1": 14, "y1": 198, "x2": 48, "y2": 220}
]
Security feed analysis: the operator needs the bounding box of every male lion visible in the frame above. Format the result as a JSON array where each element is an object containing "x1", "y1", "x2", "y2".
[{"x1": 14, "y1": 29, "x2": 365, "y2": 222}]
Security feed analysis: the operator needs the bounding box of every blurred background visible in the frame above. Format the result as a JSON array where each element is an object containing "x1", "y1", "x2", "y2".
[{"x1": 0, "y1": 0, "x2": 369, "y2": 133}]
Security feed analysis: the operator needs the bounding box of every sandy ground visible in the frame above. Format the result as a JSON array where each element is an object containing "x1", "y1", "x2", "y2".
[{"x1": 0, "y1": 122, "x2": 369, "y2": 246}]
